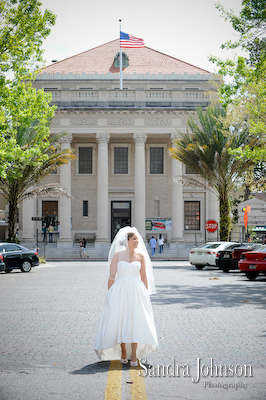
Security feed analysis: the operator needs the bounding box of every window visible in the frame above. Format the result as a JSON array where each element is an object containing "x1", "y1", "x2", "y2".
[
  {"x1": 83, "y1": 201, "x2": 88, "y2": 217},
  {"x1": 150, "y1": 147, "x2": 164, "y2": 174},
  {"x1": 114, "y1": 52, "x2": 129, "y2": 68},
  {"x1": 79, "y1": 147, "x2": 92, "y2": 174},
  {"x1": 184, "y1": 201, "x2": 200, "y2": 230},
  {"x1": 2, "y1": 244, "x2": 21, "y2": 252},
  {"x1": 42, "y1": 201, "x2": 58, "y2": 227},
  {"x1": 114, "y1": 147, "x2": 128, "y2": 174}
]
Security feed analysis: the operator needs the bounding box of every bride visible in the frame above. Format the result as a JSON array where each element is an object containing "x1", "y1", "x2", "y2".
[{"x1": 94, "y1": 226, "x2": 158, "y2": 366}]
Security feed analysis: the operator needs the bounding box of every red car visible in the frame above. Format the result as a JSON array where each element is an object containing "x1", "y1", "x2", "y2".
[
  {"x1": 232, "y1": 244, "x2": 265, "y2": 268},
  {"x1": 239, "y1": 248, "x2": 266, "y2": 280}
]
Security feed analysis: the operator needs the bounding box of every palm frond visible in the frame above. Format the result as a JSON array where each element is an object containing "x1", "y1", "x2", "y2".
[{"x1": 22, "y1": 183, "x2": 73, "y2": 201}]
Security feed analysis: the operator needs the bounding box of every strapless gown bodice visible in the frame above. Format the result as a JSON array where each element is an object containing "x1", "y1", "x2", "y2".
[
  {"x1": 116, "y1": 260, "x2": 141, "y2": 278},
  {"x1": 94, "y1": 259, "x2": 158, "y2": 361}
]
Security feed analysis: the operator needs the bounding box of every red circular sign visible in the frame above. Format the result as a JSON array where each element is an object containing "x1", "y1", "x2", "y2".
[{"x1": 205, "y1": 219, "x2": 218, "y2": 233}]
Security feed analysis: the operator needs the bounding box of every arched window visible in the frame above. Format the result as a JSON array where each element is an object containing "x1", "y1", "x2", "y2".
[{"x1": 114, "y1": 52, "x2": 129, "y2": 68}]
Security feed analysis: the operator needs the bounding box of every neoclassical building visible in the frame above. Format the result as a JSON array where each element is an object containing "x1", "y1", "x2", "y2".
[{"x1": 1, "y1": 39, "x2": 220, "y2": 252}]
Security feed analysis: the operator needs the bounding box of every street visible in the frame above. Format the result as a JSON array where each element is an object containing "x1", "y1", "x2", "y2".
[{"x1": 0, "y1": 261, "x2": 265, "y2": 400}]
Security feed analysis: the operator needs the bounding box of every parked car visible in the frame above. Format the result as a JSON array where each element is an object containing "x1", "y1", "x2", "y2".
[
  {"x1": 189, "y1": 242, "x2": 237, "y2": 270},
  {"x1": 0, "y1": 256, "x2": 5, "y2": 272},
  {"x1": 0, "y1": 243, "x2": 39, "y2": 273},
  {"x1": 216, "y1": 243, "x2": 247, "y2": 272},
  {"x1": 232, "y1": 244, "x2": 265, "y2": 269},
  {"x1": 239, "y1": 248, "x2": 266, "y2": 280}
]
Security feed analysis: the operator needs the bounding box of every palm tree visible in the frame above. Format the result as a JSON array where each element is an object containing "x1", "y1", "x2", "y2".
[
  {"x1": 169, "y1": 106, "x2": 253, "y2": 240},
  {"x1": 0, "y1": 123, "x2": 74, "y2": 241}
]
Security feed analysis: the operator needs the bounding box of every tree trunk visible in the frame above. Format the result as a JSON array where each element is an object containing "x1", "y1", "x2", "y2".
[
  {"x1": 8, "y1": 196, "x2": 18, "y2": 242},
  {"x1": 219, "y1": 196, "x2": 230, "y2": 241},
  {"x1": 244, "y1": 185, "x2": 251, "y2": 201}
]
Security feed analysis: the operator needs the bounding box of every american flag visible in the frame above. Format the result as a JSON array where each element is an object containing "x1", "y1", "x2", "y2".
[{"x1": 120, "y1": 32, "x2": 145, "y2": 48}]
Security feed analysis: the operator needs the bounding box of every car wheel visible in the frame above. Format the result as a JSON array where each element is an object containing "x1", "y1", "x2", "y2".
[
  {"x1": 20, "y1": 260, "x2": 32, "y2": 273},
  {"x1": 222, "y1": 267, "x2": 230, "y2": 273},
  {"x1": 196, "y1": 265, "x2": 204, "y2": 270},
  {"x1": 5, "y1": 269, "x2": 11, "y2": 273},
  {"x1": 245, "y1": 272, "x2": 258, "y2": 280}
]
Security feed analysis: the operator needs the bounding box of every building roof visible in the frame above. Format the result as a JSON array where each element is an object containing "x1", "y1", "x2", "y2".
[{"x1": 41, "y1": 39, "x2": 210, "y2": 76}]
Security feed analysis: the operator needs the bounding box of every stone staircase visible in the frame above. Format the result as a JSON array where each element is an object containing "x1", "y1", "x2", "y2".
[{"x1": 26, "y1": 242, "x2": 192, "y2": 260}]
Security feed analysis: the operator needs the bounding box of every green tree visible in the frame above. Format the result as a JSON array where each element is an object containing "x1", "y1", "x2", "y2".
[
  {"x1": 169, "y1": 106, "x2": 253, "y2": 240},
  {"x1": 215, "y1": 0, "x2": 266, "y2": 68},
  {"x1": 0, "y1": 83, "x2": 74, "y2": 241},
  {"x1": 0, "y1": 0, "x2": 56, "y2": 84},
  {"x1": 210, "y1": 1, "x2": 266, "y2": 191},
  {"x1": 210, "y1": 0, "x2": 266, "y2": 106},
  {"x1": 0, "y1": 1, "x2": 75, "y2": 241}
]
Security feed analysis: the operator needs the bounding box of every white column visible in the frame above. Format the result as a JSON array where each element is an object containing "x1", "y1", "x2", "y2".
[
  {"x1": 22, "y1": 196, "x2": 35, "y2": 242},
  {"x1": 133, "y1": 133, "x2": 147, "y2": 239},
  {"x1": 206, "y1": 186, "x2": 219, "y2": 240},
  {"x1": 57, "y1": 134, "x2": 73, "y2": 248},
  {"x1": 170, "y1": 134, "x2": 183, "y2": 243},
  {"x1": 95, "y1": 133, "x2": 110, "y2": 247}
]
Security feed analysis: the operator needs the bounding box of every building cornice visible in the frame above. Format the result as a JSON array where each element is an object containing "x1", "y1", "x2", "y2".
[
  {"x1": 36, "y1": 72, "x2": 216, "y2": 82},
  {"x1": 55, "y1": 109, "x2": 196, "y2": 116}
]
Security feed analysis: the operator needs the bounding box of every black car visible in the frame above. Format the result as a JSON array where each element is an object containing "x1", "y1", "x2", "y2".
[
  {"x1": 0, "y1": 243, "x2": 39, "y2": 273},
  {"x1": 215, "y1": 243, "x2": 248, "y2": 272},
  {"x1": 0, "y1": 256, "x2": 5, "y2": 272}
]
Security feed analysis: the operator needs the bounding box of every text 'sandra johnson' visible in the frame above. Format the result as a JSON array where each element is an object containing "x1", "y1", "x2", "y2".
[{"x1": 139, "y1": 357, "x2": 253, "y2": 383}]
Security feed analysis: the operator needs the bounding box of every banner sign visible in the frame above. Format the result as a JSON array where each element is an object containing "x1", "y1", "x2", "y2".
[{"x1": 146, "y1": 218, "x2": 172, "y2": 231}]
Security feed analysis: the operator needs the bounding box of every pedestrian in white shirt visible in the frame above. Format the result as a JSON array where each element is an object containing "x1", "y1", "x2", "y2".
[{"x1": 158, "y1": 234, "x2": 164, "y2": 254}]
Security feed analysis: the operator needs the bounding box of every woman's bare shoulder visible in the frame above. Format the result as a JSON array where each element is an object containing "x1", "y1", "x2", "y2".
[{"x1": 112, "y1": 250, "x2": 125, "y2": 261}]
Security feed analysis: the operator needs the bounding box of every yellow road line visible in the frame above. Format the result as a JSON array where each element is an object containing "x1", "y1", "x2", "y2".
[
  {"x1": 104, "y1": 360, "x2": 122, "y2": 400},
  {"x1": 130, "y1": 366, "x2": 147, "y2": 400}
]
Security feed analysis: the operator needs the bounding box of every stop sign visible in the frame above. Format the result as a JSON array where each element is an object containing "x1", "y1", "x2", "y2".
[{"x1": 205, "y1": 219, "x2": 218, "y2": 233}]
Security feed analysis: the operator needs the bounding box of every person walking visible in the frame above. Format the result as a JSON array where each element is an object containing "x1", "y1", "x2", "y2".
[
  {"x1": 48, "y1": 224, "x2": 54, "y2": 243},
  {"x1": 82, "y1": 238, "x2": 88, "y2": 259},
  {"x1": 149, "y1": 236, "x2": 157, "y2": 257},
  {"x1": 57, "y1": 222, "x2": 60, "y2": 238},
  {"x1": 158, "y1": 234, "x2": 164, "y2": 254},
  {"x1": 42, "y1": 224, "x2": 47, "y2": 243},
  {"x1": 94, "y1": 226, "x2": 158, "y2": 366},
  {"x1": 79, "y1": 239, "x2": 84, "y2": 258}
]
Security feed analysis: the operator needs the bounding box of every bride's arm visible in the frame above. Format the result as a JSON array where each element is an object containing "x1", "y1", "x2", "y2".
[
  {"x1": 108, "y1": 253, "x2": 118, "y2": 289},
  {"x1": 140, "y1": 254, "x2": 148, "y2": 290}
]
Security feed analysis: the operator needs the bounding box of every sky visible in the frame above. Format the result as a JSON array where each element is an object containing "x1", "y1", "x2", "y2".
[{"x1": 40, "y1": 0, "x2": 244, "y2": 73}]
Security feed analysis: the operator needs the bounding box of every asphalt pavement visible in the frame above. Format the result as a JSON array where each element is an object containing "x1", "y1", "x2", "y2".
[{"x1": 0, "y1": 261, "x2": 265, "y2": 400}]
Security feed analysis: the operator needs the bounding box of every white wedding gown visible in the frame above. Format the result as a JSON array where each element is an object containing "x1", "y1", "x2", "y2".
[{"x1": 94, "y1": 260, "x2": 158, "y2": 361}]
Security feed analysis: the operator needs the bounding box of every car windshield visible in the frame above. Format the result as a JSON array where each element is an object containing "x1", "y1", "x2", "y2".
[
  {"x1": 251, "y1": 247, "x2": 266, "y2": 253},
  {"x1": 224, "y1": 244, "x2": 242, "y2": 251},
  {"x1": 0, "y1": 244, "x2": 28, "y2": 252},
  {"x1": 196, "y1": 243, "x2": 213, "y2": 248},
  {"x1": 202, "y1": 243, "x2": 222, "y2": 249},
  {"x1": 252, "y1": 244, "x2": 266, "y2": 251}
]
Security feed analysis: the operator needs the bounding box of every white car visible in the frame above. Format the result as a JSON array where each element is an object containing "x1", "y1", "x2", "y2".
[{"x1": 189, "y1": 242, "x2": 238, "y2": 270}]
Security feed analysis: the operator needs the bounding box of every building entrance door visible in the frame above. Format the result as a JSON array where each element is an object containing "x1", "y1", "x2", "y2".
[{"x1": 111, "y1": 201, "x2": 131, "y2": 241}]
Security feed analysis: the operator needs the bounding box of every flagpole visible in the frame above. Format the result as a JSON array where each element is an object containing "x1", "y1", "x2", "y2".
[{"x1": 119, "y1": 19, "x2": 123, "y2": 90}]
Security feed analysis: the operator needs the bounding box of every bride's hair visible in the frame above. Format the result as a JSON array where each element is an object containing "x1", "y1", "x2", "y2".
[{"x1": 127, "y1": 232, "x2": 135, "y2": 240}]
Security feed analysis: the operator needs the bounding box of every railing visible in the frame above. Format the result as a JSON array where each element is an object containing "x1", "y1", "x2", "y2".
[
  {"x1": 182, "y1": 91, "x2": 209, "y2": 100},
  {"x1": 49, "y1": 91, "x2": 61, "y2": 100},
  {"x1": 108, "y1": 91, "x2": 135, "y2": 100},
  {"x1": 71, "y1": 91, "x2": 97, "y2": 100},
  {"x1": 48, "y1": 89, "x2": 210, "y2": 106},
  {"x1": 146, "y1": 91, "x2": 172, "y2": 100}
]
